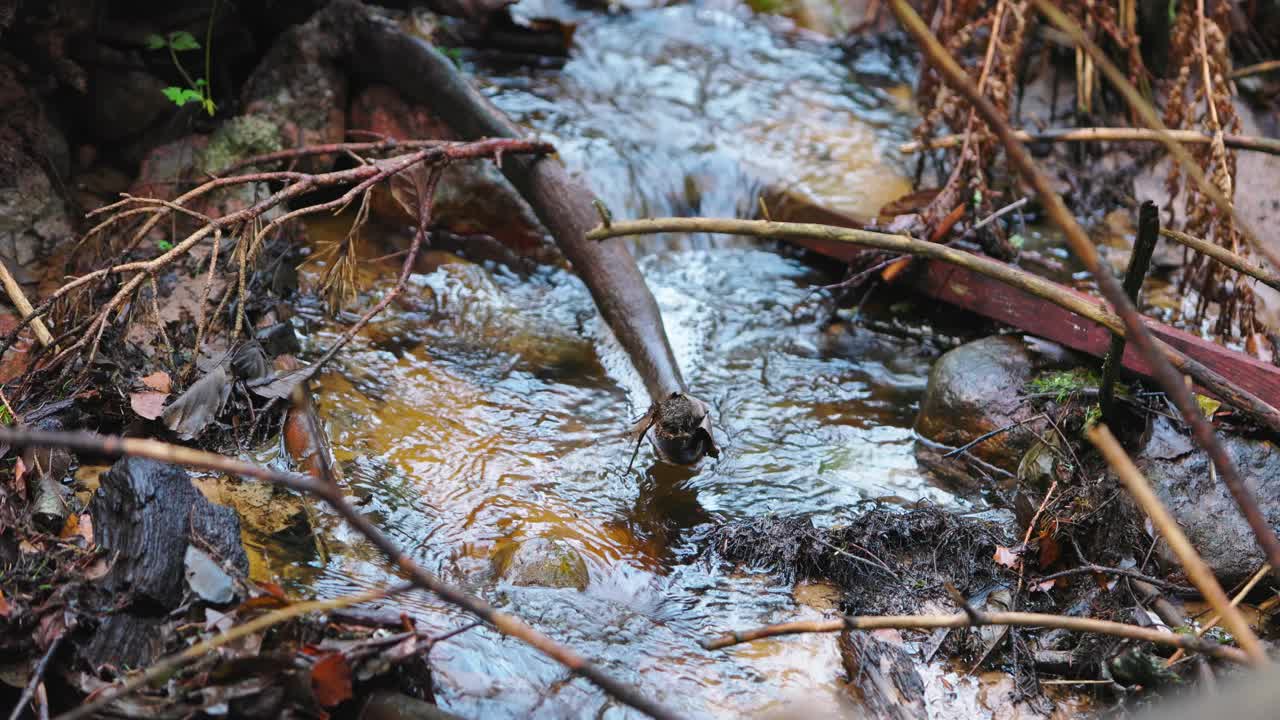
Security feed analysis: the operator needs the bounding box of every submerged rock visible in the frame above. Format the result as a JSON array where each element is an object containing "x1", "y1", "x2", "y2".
[
  {"x1": 1130, "y1": 416, "x2": 1280, "y2": 587},
  {"x1": 491, "y1": 536, "x2": 589, "y2": 591},
  {"x1": 914, "y1": 335, "x2": 1050, "y2": 475}
]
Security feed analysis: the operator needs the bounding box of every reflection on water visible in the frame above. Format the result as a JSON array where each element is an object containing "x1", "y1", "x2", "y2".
[{"x1": 262, "y1": 2, "x2": 959, "y2": 717}]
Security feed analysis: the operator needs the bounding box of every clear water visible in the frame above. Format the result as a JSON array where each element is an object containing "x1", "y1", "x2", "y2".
[{"x1": 266, "y1": 3, "x2": 968, "y2": 717}]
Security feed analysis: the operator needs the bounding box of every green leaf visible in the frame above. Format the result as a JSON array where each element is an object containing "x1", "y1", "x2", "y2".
[
  {"x1": 145, "y1": 33, "x2": 168, "y2": 50},
  {"x1": 168, "y1": 31, "x2": 201, "y2": 51},
  {"x1": 162, "y1": 86, "x2": 189, "y2": 105},
  {"x1": 158, "y1": 239, "x2": 174, "y2": 251},
  {"x1": 1009, "y1": 233, "x2": 1026, "y2": 249},
  {"x1": 194, "y1": 78, "x2": 207, "y2": 87},
  {"x1": 201, "y1": 97, "x2": 217, "y2": 116}
]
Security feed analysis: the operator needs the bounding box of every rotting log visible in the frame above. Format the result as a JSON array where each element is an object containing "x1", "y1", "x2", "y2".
[{"x1": 345, "y1": 1, "x2": 716, "y2": 464}]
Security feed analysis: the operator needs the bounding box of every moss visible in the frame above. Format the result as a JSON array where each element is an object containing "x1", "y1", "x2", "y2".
[
  {"x1": 198, "y1": 115, "x2": 283, "y2": 174},
  {"x1": 1026, "y1": 368, "x2": 1102, "y2": 403}
]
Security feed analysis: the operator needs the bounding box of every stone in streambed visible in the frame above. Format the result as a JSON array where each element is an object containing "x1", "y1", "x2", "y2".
[
  {"x1": 914, "y1": 335, "x2": 1052, "y2": 478},
  {"x1": 490, "y1": 536, "x2": 589, "y2": 591},
  {"x1": 1127, "y1": 416, "x2": 1280, "y2": 588}
]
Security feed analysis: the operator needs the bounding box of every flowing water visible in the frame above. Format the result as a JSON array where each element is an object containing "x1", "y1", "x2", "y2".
[{"x1": 258, "y1": 3, "x2": 986, "y2": 716}]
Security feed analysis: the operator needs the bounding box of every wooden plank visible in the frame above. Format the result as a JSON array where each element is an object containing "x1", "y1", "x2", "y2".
[{"x1": 775, "y1": 223, "x2": 1280, "y2": 411}]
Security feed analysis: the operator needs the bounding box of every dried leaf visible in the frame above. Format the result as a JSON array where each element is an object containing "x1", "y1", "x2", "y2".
[
  {"x1": 162, "y1": 366, "x2": 232, "y2": 439},
  {"x1": 140, "y1": 371, "x2": 172, "y2": 393},
  {"x1": 1032, "y1": 578, "x2": 1056, "y2": 592},
  {"x1": 130, "y1": 391, "x2": 169, "y2": 420},
  {"x1": 1037, "y1": 533, "x2": 1060, "y2": 569},
  {"x1": 0, "y1": 589, "x2": 10, "y2": 618},
  {"x1": 993, "y1": 545, "x2": 1022, "y2": 569},
  {"x1": 1195, "y1": 394, "x2": 1221, "y2": 419},
  {"x1": 310, "y1": 653, "x2": 353, "y2": 707}
]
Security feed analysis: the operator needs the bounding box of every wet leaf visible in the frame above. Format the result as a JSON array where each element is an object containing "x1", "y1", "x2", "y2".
[
  {"x1": 993, "y1": 545, "x2": 1022, "y2": 569},
  {"x1": 1195, "y1": 394, "x2": 1221, "y2": 419},
  {"x1": 1037, "y1": 530, "x2": 1060, "y2": 569},
  {"x1": 162, "y1": 366, "x2": 232, "y2": 439},
  {"x1": 130, "y1": 391, "x2": 169, "y2": 420},
  {"x1": 185, "y1": 546, "x2": 236, "y2": 604},
  {"x1": 140, "y1": 371, "x2": 172, "y2": 393},
  {"x1": 248, "y1": 367, "x2": 313, "y2": 400},
  {"x1": 310, "y1": 653, "x2": 353, "y2": 707}
]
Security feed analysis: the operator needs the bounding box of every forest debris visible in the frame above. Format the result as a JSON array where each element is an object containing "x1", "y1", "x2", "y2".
[
  {"x1": 839, "y1": 631, "x2": 927, "y2": 720},
  {"x1": 162, "y1": 365, "x2": 232, "y2": 439},
  {"x1": 184, "y1": 546, "x2": 237, "y2": 605}
]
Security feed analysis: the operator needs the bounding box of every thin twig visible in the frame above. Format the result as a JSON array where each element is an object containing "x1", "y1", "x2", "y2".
[
  {"x1": 588, "y1": 217, "x2": 1280, "y2": 433},
  {"x1": 8, "y1": 635, "x2": 62, "y2": 720},
  {"x1": 0, "y1": 259, "x2": 53, "y2": 347},
  {"x1": 1087, "y1": 424, "x2": 1267, "y2": 665},
  {"x1": 1166, "y1": 563, "x2": 1272, "y2": 666},
  {"x1": 1035, "y1": 565, "x2": 1195, "y2": 594},
  {"x1": 701, "y1": 610, "x2": 1247, "y2": 662},
  {"x1": 900, "y1": 127, "x2": 1280, "y2": 156},
  {"x1": 890, "y1": 0, "x2": 1280, "y2": 573},
  {"x1": 1231, "y1": 59, "x2": 1280, "y2": 78},
  {"x1": 1160, "y1": 227, "x2": 1280, "y2": 293},
  {"x1": 0, "y1": 427, "x2": 680, "y2": 720}
]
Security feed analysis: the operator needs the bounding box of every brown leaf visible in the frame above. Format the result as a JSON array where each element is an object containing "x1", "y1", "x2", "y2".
[
  {"x1": 310, "y1": 653, "x2": 353, "y2": 707},
  {"x1": 1037, "y1": 534, "x2": 1061, "y2": 569},
  {"x1": 140, "y1": 371, "x2": 172, "y2": 393},
  {"x1": 0, "y1": 589, "x2": 11, "y2": 618},
  {"x1": 130, "y1": 391, "x2": 169, "y2": 420},
  {"x1": 163, "y1": 366, "x2": 233, "y2": 439},
  {"x1": 12, "y1": 456, "x2": 26, "y2": 501},
  {"x1": 993, "y1": 545, "x2": 1022, "y2": 570}
]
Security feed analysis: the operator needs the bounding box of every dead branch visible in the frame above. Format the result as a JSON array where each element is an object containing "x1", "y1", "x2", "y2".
[
  {"x1": 1088, "y1": 424, "x2": 1267, "y2": 665},
  {"x1": 0, "y1": 427, "x2": 681, "y2": 720},
  {"x1": 701, "y1": 610, "x2": 1248, "y2": 662},
  {"x1": 1231, "y1": 59, "x2": 1280, "y2": 78},
  {"x1": 0, "y1": 259, "x2": 53, "y2": 347},
  {"x1": 587, "y1": 216, "x2": 1280, "y2": 433},
  {"x1": 899, "y1": 127, "x2": 1280, "y2": 156},
  {"x1": 889, "y1": 0, "x2": 1280, "y2": 574},
  {"x1": 7, "y1": 138, "x2": 551, "y2": 376}
]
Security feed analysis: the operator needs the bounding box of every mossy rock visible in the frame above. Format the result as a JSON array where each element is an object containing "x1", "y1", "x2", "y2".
[
  {"x1": 491, "y1": 536, "x2": 589, "y2": 591},
  {"x1": 198, "y1": 115, "x2": 283, "y2": 175}
]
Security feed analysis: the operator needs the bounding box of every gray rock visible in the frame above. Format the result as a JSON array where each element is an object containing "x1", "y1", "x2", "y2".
[
  {"x1": 914, "y1": 335, "x2": 1049, "y2": 472},
  {"x1": 1131, "y1": 416, "x2": 1280, "y2": 587},
  {"x1": 491, "y1": 536, "x2": 589, "y2": 591}
]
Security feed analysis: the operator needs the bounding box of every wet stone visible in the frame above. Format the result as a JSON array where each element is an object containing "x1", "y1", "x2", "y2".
[
  {"x1": 491, "y1": 537, "x2": 589, "y2": 591},
  {"x1": 914, "y1": 335, "x2": 1050, "y2": 475},
  {"x1": 1129, "y1": 416, "x2": 1280, "y2": 587}
]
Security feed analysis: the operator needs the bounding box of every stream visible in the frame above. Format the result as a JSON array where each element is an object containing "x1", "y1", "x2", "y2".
[{"x1": 261, "y1": 2, "x2": 983, "y2": 717}]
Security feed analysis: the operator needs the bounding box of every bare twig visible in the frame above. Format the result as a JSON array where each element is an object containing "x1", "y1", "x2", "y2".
[
  {"x1": 1035, "y1": 565, "x2": 1195, "y2": 594},
  {"x1": 588, "y1": 217, "x2": 1280, "y2": 433},
  {"x1": 1231, "y1": 59, "x2": 1280, "y2": 78},
  {"x1": 889, "y1": 0, "x2": 1280, "y2": 573},
  {"x1": 0, "y1": 427, "x2": 680, "y2": 720},
  {"x1": 1160, "y1": 227, "x2": 1280, "y2": 293},
  {"x1": 0, "y1": 259, "x2": 53, "y2": 347},
  {"x1": 1087, "y1": 424, "x2": 1267, "y2": 665},
  {"x1": 8, "y1": 635, "x2": 62, "y2": 720},
  {"x1": 701, "y1": 610, "x2": 1247, "y2": 662},
  {"x1": 1167, "y1": 564, "x2": 1272, "y2": 666},
  {"x1": 1101, "y1": 202, "x2": 1159, "y2": 423},
  {"x1": 900, "y1": 127, "x2": 1280, "y2": 156}
]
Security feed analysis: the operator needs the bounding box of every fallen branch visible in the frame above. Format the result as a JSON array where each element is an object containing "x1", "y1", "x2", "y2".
[
  {"x1": 889, "y1": 0, "x2": 1280, "y2": 573},
  {"x1": 1231, "y1": 59, "x2": 1280, "y2": 79},
  {"x1": 587, "y1": 216, "x2": 1280, "y2": 433},
  {"x1": 0, "y1": 427, "x2": 679, "y2": 720},
  {"x1": 701, "y1": 610, "x2": 1248, "y2": 662},
  {"x1": 8, "y1": 635, "x2": 62, "y2": 720},
  {"x1": 1088, "y1": 424, "x2": 1267, "y2": 665},
  {"x1": 899, "y1": 127, "x2": 1280, "y2": 156},
  {"x1": 1167, "y1": 563, "x2": 1272, "y2": 667}
]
